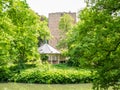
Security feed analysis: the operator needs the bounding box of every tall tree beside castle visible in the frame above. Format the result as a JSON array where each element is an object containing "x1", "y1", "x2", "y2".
[
  {"x1": 57, "y1": 14, "x2": 74, "y2": 50},
  {"x1": 48, "y1": 12, "x2": 76, "y2": 49}
]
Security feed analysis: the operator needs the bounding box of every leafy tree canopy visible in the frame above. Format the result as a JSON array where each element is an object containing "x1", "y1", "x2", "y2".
[{"x1": 67, "y1": 0, "x2": 120, "y2": 89}]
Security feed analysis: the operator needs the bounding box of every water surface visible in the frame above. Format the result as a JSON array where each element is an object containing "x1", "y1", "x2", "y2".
[{"x1": 0, "y1": 83, "x2": 92, "y2": 90}]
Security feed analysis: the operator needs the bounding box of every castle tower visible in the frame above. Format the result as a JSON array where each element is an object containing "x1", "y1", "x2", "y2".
[{"x1": 48, "y1": 12, "x2": 76, "y2": 49}]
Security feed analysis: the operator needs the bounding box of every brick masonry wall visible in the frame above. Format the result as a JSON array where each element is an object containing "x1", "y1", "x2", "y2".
[{"x1": 48, "y1": 12, "x2": 76, "y2": 49}]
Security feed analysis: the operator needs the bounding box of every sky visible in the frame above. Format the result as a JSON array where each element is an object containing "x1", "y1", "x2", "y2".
[{"x1": 26, "y1": 0, "x2": 86, "y2": 17}]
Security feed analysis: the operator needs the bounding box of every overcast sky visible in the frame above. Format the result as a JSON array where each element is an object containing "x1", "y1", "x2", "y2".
[{"x1": 26, "y1": 0, "x2": 86, "y2": 17}]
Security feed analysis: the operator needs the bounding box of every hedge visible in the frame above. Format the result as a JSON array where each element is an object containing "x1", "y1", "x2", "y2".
[{"x1": 10, "y1": 68, "x2": 93, "y2": 84}]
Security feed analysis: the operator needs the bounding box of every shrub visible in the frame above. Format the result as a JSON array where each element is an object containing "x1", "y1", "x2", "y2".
[
  {"x1": 0, "y1": 66, "x2": 11, "y2": 82},
  {"x1": 41, "y1": 54, "x2": 48, "y2": 62}
]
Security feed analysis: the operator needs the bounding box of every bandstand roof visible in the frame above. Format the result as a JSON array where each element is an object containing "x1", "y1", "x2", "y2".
[{"x1": 38, "y1": 44, "x2": 60, "y2": 54}]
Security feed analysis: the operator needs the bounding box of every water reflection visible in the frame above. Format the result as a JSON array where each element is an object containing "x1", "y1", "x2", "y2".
[{"x1": 0, "y1": 83, "x2": 92, "y2": 90}]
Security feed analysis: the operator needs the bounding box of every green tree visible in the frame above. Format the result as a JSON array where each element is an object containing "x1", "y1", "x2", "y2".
[
  {"x1": 67, "y1": 0, "x2": 120, "y2": 89},
  {"x1": 58, "y1": 13, "x2": 74, "y2": 51},
  {"x1": 40, "y1": 15, "x2": 48, "y2": 22},
  {"x1": 0, "y1": 0, "x2": 50, "y2": 69}
]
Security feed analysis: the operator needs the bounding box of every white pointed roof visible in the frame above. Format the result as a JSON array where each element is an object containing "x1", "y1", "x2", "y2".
[{"x1": 38, "y1": 44, "x2": 60, "y2": 54}]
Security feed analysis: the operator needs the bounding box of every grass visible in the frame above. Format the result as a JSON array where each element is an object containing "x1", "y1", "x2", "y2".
[
  {"x1": 51, "y1": 63, "x2": 76, "y2": 70},
  {"x1": 50, "y1": 63, "x2": 91, "y2": 72}
]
